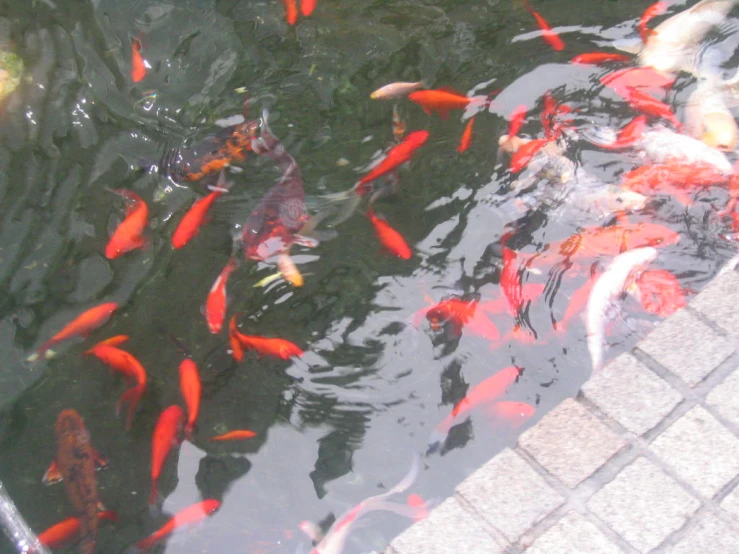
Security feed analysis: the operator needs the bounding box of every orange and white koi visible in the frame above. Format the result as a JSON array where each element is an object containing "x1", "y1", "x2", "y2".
[
  {"x1": 105, "y1": 189, "x2": 148, "y2": 259},
  {"x1": 370, "y1": 81, "x2": 425, "y2": 100}
]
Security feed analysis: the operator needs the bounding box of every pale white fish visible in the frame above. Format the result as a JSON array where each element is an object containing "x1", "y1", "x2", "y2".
[
  {"x1": 306, "y1": 456, "x2": 421, "y2": 554},
  {"x1": 586, "y1": 247, "x2": 658, "y2": 373},
  {"x1": 638, "y1": 0, "x2": 739, "y2": 75},
  {"x1": 636, "y1": 127, "x2": 733, "y2": 174},
  {"x1": 685, "y1": 78, "x2": 738, "y2": 151},
  {"x1": 370, "y1": 81, "x2": 425, "y2": 100}
]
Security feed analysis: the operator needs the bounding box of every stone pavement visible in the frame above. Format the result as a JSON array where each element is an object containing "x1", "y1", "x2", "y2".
[{"x1": 386, "y1": 268, "x2": 739, "y2": 553}]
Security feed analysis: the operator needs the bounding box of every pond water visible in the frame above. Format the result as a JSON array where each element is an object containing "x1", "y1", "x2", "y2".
[{"x1": 1, "y1": 0, "x2": 738, "y2": 552}]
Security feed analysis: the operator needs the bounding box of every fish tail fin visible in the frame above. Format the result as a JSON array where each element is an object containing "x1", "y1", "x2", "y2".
[
  {"x1": 117, "y1": 385, "x2": 145, "y2": 430},
  {"x1": 42, "y1": 459, "x2": 62, "y2": 485}
]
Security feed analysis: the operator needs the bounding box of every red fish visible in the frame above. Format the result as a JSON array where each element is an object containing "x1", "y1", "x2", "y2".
[
  {"x1": 601, "y1": 67, "x2": 675, "y2": 99},
  {"x1": 420, "y1": 297, "x2": 500, "y2": 342},
  {"x1": 228, "y1": 315, "x2": 245, "y2": 362},
  {"x1": 85, "y1": 336, "x2": 147, "y2": 430},
  {"x1": 229, "y1": 319, "x2": 303, "y2": 360},
  {"x1": 357, "y1": 130, "x2": 429, "y2": 192},
  {"x1": 594, "y1": 115, "x2": 648, "y2": 150},
  {"x1": 622, "y1": 162, "x2": 729, "y2": 205},
  {"x1": 179, "y1": 359, "x2": 201, "y2": 440},
  {"x1": 509, "y1": 138, "x2": 552, "y2": 173},
  {"x1": 552, "y1": 273, "x2": 599, "y2": 333},
  {"x1": 301, "y1": 0, "x2": 316, "y2": 16},
  {"x1": 204, "y1": 257, "x2": 238, "y2": 334},
  {"x1": 408, "y1": 90, "x2": 484, "y2": 120},
  {"x1": 131, "y1": 38, "x2": 147, "y2": 83},
  {"x1": 135, "y1": 499, "x2": 221, "y2": 551},
  {"x1": 522, "y1": 0, "x2": 564, "y2": 51},
  {"x1": 31, "y1": 302, "x2": 118, "y2": 361},
  {"x1": 630, "y1": 268, "x2": 687, "y2": 317},
  {"x1": 172, "y1": 190, "x2": 222, "y2": 249},
  {"x1": 367, "y1": 208, "x2": 412, "y2": 259},
  {"x1": 508, "y1": 104, "x2": 528, "y2": 137},
  {"x1": 150, "y1": 405, "x2": 185, "y2": 506},
  {"x1": 105, "y1": 189, "x2": 148, "y2": 259},
  {"x1": 429, "y1": 366, "x2": 521, "y2": 446},
  {"x1": 51, "y1": 410, "x2": 102, "y2": 554},
  {"x1": 39, "y1": 511, "x2": 118, "y2": 549},
  {"x1": 210, "y1": 430, "x2": 258, "y2": 441},
  {"x1": 571, "y1": 52, "x2": 632, "y2": 64},
  {"x1": 457, "y1": 117, "x2": 475, "y2": 153},
  {"x1": 639, "y1": 1, "x2": 667, "y2": 43},
  {"x1": 623, "y1": 87, "x2": 681, "y2": 129},
  {"x1": 406, "y1": 494, "x2": 428, "y2": 523},
  {"x1": 485, "y1": 401, "x2": 536, "y2": 429},
  {"x1": 283, "y1": 0, "x2": 298, "y2": 25}
]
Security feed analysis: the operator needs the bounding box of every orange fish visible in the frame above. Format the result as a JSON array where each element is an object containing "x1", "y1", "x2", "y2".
[
  {"x1": 406, "y1": 494, "x2": 428, "y2": 523},
  {"x1": 408, "y1": 89, "x2": 485, "y2": 120},
  {"x1": 131, "y1": 37, "x2": 147, "y2": 83},
  {"x1": 50, "y1": 410, "x2": 102, "y2": 554},
  {"x1": 283, "y1": 0, "x2": 298, "y2": 25},
  {"x1": 230, "y1": 319, "x2": 303, "y2": 361},
  {"x1": 150, "y1": 405, "x2": 185, "y2": 506},
  {"x1": 39, "y1": 511, "x2": 117, "y2": 549},
  {"x1": 179, "y1": 359, "x2": 201, "y2": 440},
  {"x1": 485, "y1": 401, "x2": 536, "y2": 429},
  {"x1": 429, "y1": 366, "x2": 521, "y2": 447},
  {"x1": 228, "y1": 315, "x2": 245, "y2": 362},
  {"x1": 623, "y1": 87, "x2": 681, "y2": 129},
  {"x1": 592, "y1": 115, "x2": 648, "y2": 150},
  {"x1": 31, "y1": 302, "x2": 118, "y2": 361},
  {"x1": 418, "y1": 297, "x2": 500, "y2": 342},
  {"x1": 135, "y1": 499, "x2": 221, "y2": 551},
  {"x1": 357, "y1": 130, "x2": 429, "y2": 192},
  {"x1": 172, "y1": 190, "x2": 222, "y2": 249},
  {"x1": 210, "y1": 430, "x2": 258, "y2": 441},
  {"x1": 105, "y1": 189, "x2": 148, "y2": 259},
  {"x1": 622, "y1": 162, "x2": 729, "y2": 205},
  {"x1": 639, "y1": 1, "x2": 667, "y2": 43},
  {"x1": 457, "y1": 117, "x2": 475, "y2": 153},
  {"x1": 522, "y1": 0, "x2": 564, "y2": 51},
  {"x1": 85, "y1": 336, "x2": 147, "y2": 429},
  {"x1": 630, "y1": 268, "x2": 687, "y2": 317},
  {"x1": 601, "y1": 67, "x2": 675, "y2": 99},
  {"x1": 509, "y1": 137, "x2": 552, "y2": 173},
  {"x1": 367, "y1": 208, "x2": 412, "y2": 259},
  {"x1": 508, "y1": 104, "x2": 528, "y2": 137},
  {"x1": 204, "y1": 257, "x2": 238, "y2": 334},
  {"x1": 571, "y1": 52, "x2": 631, "y2": 64},
  {"x1": 300, "y1": 0, "x2": 316, "y2": 16},
  {"x1": 553, "y1": 273, "x2": 599, "y2": 333}
]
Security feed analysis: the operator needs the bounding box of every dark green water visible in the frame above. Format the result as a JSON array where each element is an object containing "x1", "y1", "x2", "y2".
[{"x1": 0, "y1": 0, "x2": 737, "y2": 552}]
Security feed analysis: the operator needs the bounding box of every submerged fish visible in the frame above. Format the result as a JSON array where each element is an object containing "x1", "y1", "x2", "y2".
[
  {"x1": 685, "y1": 78, "x2": 738, "y2": 151},
  {"x1": 586, "y1": 247, "x2": 658, "y2": 372},
  {"x1": 370, "y1": 81, "x2": 424, "y2": 100},
  {"x1": 149, "y1": 406, "x2": 185, "y2": 506},
  {"x1": 636, "y1": 127, "x2": 733, "y2": 174},
  {"x1": 135, "y1": 499, "x2": 220, "y2": 551},
  {"x1": 38, "y1": 511, "x2": 117, "y2": 549},
  {"x1": 105, "y1": 189, "x2": 148, "y2": 259}
]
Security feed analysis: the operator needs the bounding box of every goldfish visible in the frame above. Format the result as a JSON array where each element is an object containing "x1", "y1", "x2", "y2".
[
  {"x1": 622, "y1": 161, "x2": 730, "y2": 205},
  {"x1": 210, "y1": 430, "x2": 258, "y2": 441},
  {"x1": 131, "y1": 37, "x2": 147, "y2": 83},
  {"x1": 179, "y1": 359, "x2": 201, "y2": 439},
  {"x1": 552, "y1": 273, "x2": 599, "y2": 333},
  {"x1": 51, "y1": 410, "x2": 102, "y2": 554},
  {"x1": 601, "y1": 67, "x2": 675, "y2": 98},
  {"x1": 150, "y1": 405, "x2": 185, "y2": 506},
  {"x1": 623, "y1": 87, "x2": 682, "y2": 129},
  {"x1": 84, "y1": 336, "x2": 147, "y2": 429},
  {"x1": 587, "y1": 247, "x2": 657, "y2": 372},
  {"x1": 229, "y1": 317, "x2": 303, "y2": 360},
  {"x1": 370, "y1": 81, "x2": 425, "y2": 100},
  {"x1": 508, "y1": 138, "x2": 552, "y2": 173},
  {"x1": 508, "y1": 104, "x2": 528, "y2": 137},
  {"x1": 277, "y1": 251, "x2": 304, "y2": 286},
  {"x1": 571, "y1": 52, "x2": 631, "y2": 64},
  {"x1": 204, "y1": 257, "x2": 238, "y2": 334},
  {"x1": 414, "y1": 296, "x2": 500, "y2": 342},
  {"x1": 300, "y1": 0, "x2": 316, "y2": 16},
  {"x1": 135, "y1": 499, "x2": 221, "y2": 551},
  {"x1": 283, "y1": 0, "x2": 298, "y2": 25},
  {"x1": 457, "y1": 117, "x2": 475, "y2": 153},
  {"x1": 171, "y1": 190, "x2": 223, "y2": 249},
  {"x1": 305, "y1": 457, "x2": 422, "y2": 554},
  {"x1": 428, "y1": 366, "x2": 521, "y2": 448},
  {"x1": 367, "y1": 208, "x2": 412, "y2": 259},
  {"x1": 408, "y1": 89, "x2": 485, "y2": 119},
  {"x1": 591, "y1": 115, "x2": 648, "y2": 150},
  {"x1": 28, "y1": 302, "x2": 118, "y2": 361},
  {"x1": 522, "y1": 0, "x2": 565, "y2": 51},
  {"x1": 39, "y1": 512, "x2": 117, "y2": 549},
  {"x1": 356, "y1": 130, "x2": 429, "y2": 192},
  {"x1": 485, "y1": 401, "x2": 537, "y2": 430},
  {"x1": 628, "y1": 268, "x2": 688, "y2": 317},
  {"x1": 638, "y1": 1, "x2": 668, "y2": 42},
  {"x1": 105, "y1": 189, "x2": 148, "y2": 259}
]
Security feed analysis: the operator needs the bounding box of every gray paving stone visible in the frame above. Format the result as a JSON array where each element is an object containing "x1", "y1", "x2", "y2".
[
  {"x1": 582, "y1": 352, "x2": 682, "y2": 436},
  {"x1": 388, "y1": 496, "x2": 503, "y2": 554},
  {"x1": 720, "y1": 483, "x2": 739, "y2": 521},
  {"x1": 524, "y1": 511, "x2": 624, "y2": 554},
  {"x1": 519, "y1": 399, "x2": 627, "y2": 488},
  {"x1": 637, "y1": 309, "x2": 734, "y2": 386},
  {"x1": 650, "y1": 405, "x2": 739, "y2": 498},
  {"x1": 690, "y1": 270, "x2": 739, "y2": 338},
  {"x1": 587, "y1": 457, "x2": 700, "y2": 552},
  {"x1": 456, "y1": 448, "x2": 563, "y2": 542},
  {"x1": 664, "y1": 513, "x2": 739, "y2": 554},
  {"x1": 707, "y1": 367, "x2": 739, "y2": 428}
]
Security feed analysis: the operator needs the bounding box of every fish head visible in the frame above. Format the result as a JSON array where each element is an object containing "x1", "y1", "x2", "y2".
[
  {"x1": 405, "y1": 130, "x2": 430, "y2": 147},
  {"x1": 701, "y1": 112, "x2": 738, "y2": 151}
]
